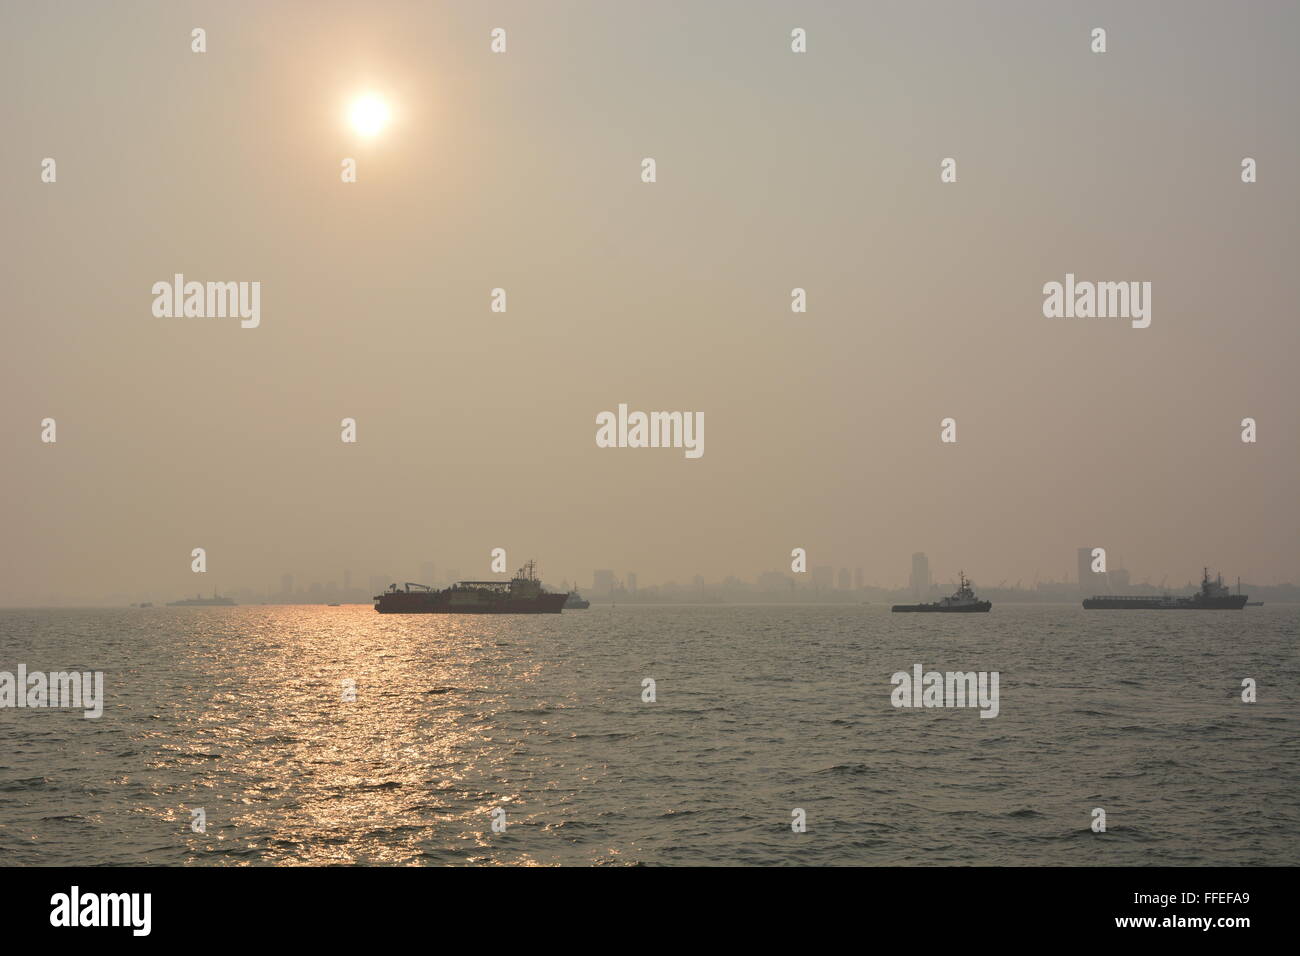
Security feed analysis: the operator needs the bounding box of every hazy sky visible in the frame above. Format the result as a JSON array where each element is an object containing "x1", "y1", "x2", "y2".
[{"x1": 3, "y1": 1, "x2": 1297, "y2": 602}]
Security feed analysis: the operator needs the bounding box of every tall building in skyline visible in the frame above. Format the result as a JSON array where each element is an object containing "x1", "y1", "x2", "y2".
[
  {"x1": 910, "y1": 553, "x2": 930, "y2": 599},
  {"x1": 627, "y1": 572, "x2": 637, "y2": 593},
  {"x1": 593, "y1": 569, "x2": 616, "y2": 594},
  {"x1": 1077, "y1": 548, "x2": 1096, "y2": 592}
]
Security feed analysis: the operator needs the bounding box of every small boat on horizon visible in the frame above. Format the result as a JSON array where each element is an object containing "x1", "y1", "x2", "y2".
[{"x1": 166, "y1": 593, "x2": 236, "y2": 606}]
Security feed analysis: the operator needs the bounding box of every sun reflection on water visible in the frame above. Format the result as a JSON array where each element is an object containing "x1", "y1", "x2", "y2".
[{"x1": 160, "y1": 606, "x2": 547, "y2": 865}]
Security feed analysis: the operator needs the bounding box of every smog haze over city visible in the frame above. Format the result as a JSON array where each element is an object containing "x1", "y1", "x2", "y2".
[{"x1": 3, "y1": 0, "x2": 1298, "y2": 607}]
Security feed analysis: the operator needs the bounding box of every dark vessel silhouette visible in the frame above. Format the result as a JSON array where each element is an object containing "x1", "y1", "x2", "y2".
[
  {"x1": 1083, "y1": 568, "x2": 1248, "y2": 609},
  {"x1": 564, "y1": 590, "x2": 590, "y2": 609},
  {"x1": 167, "y1": 592, "x2": 236, "y2": 606},
  {"x1": 892, "y1": 571, "x2": 991, "y2": 612},
  {"x1": 374, "y1": 560, "x2": 567, "y2": 614}
]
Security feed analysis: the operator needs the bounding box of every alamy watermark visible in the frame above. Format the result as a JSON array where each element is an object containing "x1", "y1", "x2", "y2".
[
  {"x1": 0, "y1": 665, "x2": 104, "y2": 718},
  {"x1": 890, "y1": 664, "x2": 999, "y2": 718},
  {"x1": 50, "y1": 886, "x2": 150, "y2": 936},
  {"x1": 152, "y1": 274, "x2": 260, "y2": 328},
  {"x1": 595, "y1": 404, "x2": 704, "y2": 459},
  {"x1": 1042, "y1": 273, "x2": 1150, "y2": 329}
]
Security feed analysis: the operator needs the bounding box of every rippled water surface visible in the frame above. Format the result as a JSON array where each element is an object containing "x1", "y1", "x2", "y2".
[{"x1": 1, "y1": 604, "x2": 1296, "y2": 865}]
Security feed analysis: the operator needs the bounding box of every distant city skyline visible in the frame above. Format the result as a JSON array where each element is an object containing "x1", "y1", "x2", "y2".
[{"x1": 14, "y1": 545, "x2": 1297, "y2": 607}]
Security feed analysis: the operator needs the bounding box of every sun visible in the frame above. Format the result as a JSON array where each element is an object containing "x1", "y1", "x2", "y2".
[{"x1": 349, "y1": 95, "x2": 390, "y2": 137}]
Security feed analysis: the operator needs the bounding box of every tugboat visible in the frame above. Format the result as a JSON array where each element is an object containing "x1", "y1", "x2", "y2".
[
  {"x1": 892, "y1": 571, "x2": 991, "y2": 612},
  {"x1": 564, "y1": 590, "x2": 590, "y2": 609},
  {"x1": 1083, "y1": 568, "x2": 1248, "y2": 609},
  {"x1": 374, "y1": 560, "x2": 568, "y2": 614}
]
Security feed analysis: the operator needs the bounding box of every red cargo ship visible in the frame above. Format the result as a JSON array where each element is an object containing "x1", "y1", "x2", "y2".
[{"x1": 373, "y1": 560, "x2": 568, "y2": 614}]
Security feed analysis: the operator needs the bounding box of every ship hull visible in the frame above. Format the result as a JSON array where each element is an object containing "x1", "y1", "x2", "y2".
[
  {"x1": 1083, "y1": 595, "x2": 1248, "y2": 609},
  {"x1": 1082, "y1": 597, "x2": 1172, "y2": 609},
  {"x1": 374, "y1": 592, "x2": 567, "y2": 614},
  {"x1": 891, "y1": 602, "x2": 991, "y2": 613}
]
